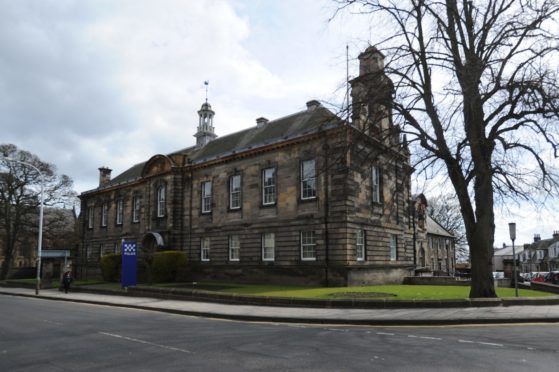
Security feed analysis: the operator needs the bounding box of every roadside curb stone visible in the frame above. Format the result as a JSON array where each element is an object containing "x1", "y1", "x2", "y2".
[{"x1": 3, "y1": 286, "x2": 559, "y2": 326}]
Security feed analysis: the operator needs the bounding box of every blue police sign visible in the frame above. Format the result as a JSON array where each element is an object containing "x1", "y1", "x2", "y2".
[{"x1": 121, "y1": 240, "x2": 137, "y2": 288}]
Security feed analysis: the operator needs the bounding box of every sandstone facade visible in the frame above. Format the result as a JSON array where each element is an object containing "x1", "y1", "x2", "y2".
[{"x1": 78, "y1": 47, "x2": 420, "y2": 285}]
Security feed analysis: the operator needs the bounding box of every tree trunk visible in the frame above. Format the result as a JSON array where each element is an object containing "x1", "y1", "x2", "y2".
[
  {"x1": 0, "y1": 241, "x2": 13, "y2": 280},
  {"x1": 468, "y1": 221, "x2": 496, "y2": 298},
  {"x1": 468, "y1": 171, "x2": 497, "y2": 298}
]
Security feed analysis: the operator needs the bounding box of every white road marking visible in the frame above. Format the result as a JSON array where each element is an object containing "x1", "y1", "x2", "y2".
[
  {"x1": 458, "y1": 339, "x2": 475, "y2": 344},
  {"x1": 376, "y1": 332, "x2": 395, "y2": 336},
  {"x1": 419, "y1": 336, "x2": 442, "y2": 340},
  {"x1": 477, "y1": 342, "x2": 503, "y2": 347},
  {"x1": 407, "y1": 335, "x2": 418, "y2": 338},
  {"x1": 42, "y1": 320, "x2": 62, "y2": 326},
  {"x1": 99, "y1": 332, "x2": 192, "y2": 354}
]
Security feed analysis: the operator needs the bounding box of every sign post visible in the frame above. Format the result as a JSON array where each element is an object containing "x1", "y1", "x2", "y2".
[{"x1": 121, "y1": 240, "x2": 137, "y2": 289}]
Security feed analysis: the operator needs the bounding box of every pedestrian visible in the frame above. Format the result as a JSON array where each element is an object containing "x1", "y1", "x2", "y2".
[{"x1": 62, "y1": 269, "x2": 73, "y2": 294}]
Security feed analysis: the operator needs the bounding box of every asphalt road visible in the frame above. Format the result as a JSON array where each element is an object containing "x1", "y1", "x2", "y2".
[{"x1": 1, "y1": 295, "x2": 558, "y2": 371}]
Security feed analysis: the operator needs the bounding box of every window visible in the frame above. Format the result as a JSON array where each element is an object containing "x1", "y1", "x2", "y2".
[
  {"x1": 116, "y1": 198, "x2": 123, "y2": 225},
  {"x1": 87, "y1": 207, "x2": 94, "y2": 229},
  {"x1": 390, "y1": 234, "x2": 398, "y2": 261},
  {"x1": 262, "y1": 233, "x2": 275, "y2": 261},
  {"x1": 229, "y1": 175, "x2": 241, "y2": 210},
  {"x1": 301, "y1": 159, "x2": 316, "y2": 199},
  {"x1": 201, "y1": 181, "x2": 212, "y2": 213},
  {"x1": 201, "y1": 237, "x2": 210, "y2": 261},
  {"x1": 229, "y1": 235, "x2": 240, "y2": 261},
  {"x1": 101, "y1": 203, "x2": 108, "y2": 227},
  {"x1": 132, "y1": 196, "x2": 141, "y2": 223},
  {"x1": 113, "y1": 242, "x2": 120, "y2": 254},
  {"x1": 372, "y1": 166, "x2": 381, "y2": 203},
  {"x1": 157, "y1": 186, "x2": 166, "y2": 217},
  {"x1": 356, "y1": 230, "x2": 365, "y2": 261},
  {"x1": 301, "y1": 231, "x2": 317, "y2": 261},
  {"x1": 262, "y1": 167, "x2": 276, "y2": 205}
]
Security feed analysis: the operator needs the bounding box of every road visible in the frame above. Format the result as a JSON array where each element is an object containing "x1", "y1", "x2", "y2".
[{"x1": 1, "y1": 294, "x2": 558, "y2": 371}]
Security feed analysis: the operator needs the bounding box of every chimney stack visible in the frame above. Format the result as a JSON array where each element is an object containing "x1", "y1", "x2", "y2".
[
  {"x1": 98, "y1": 167, "x2": 112, "y2": 187},
  {"x1": 553, "y1": 230, "x2": 559, "y2": 241},
  {"x1": 256, "y1": 117, "x2": 269, "y2": 128},
  {"x1": 534, "y1": 234, "x2": 541, "y2": 242},
  {"x1": 306, "y1": 100, "x2": 321, "y2": 111}
]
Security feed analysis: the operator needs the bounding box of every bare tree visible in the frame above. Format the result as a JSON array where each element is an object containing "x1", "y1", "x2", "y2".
[
  {"x1": 0, "y1": 144, "x2": 76, "y2": 279},
  {"x1": 334, "y1": 0, "x2": 559, "y2": 297},
  {"x1": 428, "y1": 194, "x2": 468, "y2": 261}
]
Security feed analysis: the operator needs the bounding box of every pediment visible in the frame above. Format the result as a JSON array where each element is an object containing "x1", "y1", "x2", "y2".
[{"x1": 141, "y1": 155, "x2": 174, "y2": 178}]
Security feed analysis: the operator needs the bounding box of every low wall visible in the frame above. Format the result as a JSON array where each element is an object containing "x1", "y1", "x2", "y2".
[
  {"x1": 494, "y1": 278, "x2": 512, "y2": 288},
  {"x1": 348, "y1": 267, "x2": 411, "y2": 286},
  {"x1": 530, "y1": 281, "x2": 559, "y2": 294},
  {"x1": 404, "y1": 276, "x2": 470, "y2": 286},
  {"x1": 8, "y1": 267, "x2": 35, "y2": 279}
]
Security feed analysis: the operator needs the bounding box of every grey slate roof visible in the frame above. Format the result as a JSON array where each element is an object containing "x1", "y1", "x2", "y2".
[
  {"x1": 84, "y1": 106, "x2": 341, "y2": 193},
  {"x1": 493, "y1": 245, "x2": 525, "y2": 256},
  {"x1": 426, "y1": 215, "x2": 454, "y2": 238}
]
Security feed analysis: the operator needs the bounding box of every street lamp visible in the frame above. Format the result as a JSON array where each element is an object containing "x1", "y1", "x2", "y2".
[
  {"x1": 509, "y1": 222, "x2": 518, "y2": 297},
  {"x1": 1, "y1": 156, "x2": 44, "y2": 295}
]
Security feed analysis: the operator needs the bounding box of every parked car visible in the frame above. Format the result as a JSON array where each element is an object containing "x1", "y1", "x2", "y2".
[
  {"x1": 545, "y1": 271, "x2": 559, "y2": 284},
  {"x1": 492, "y1": 272, "x2": 505, "y2": 279},
  {"x1": 531, "y1": 272, "x2": 546, "y2": 283}
]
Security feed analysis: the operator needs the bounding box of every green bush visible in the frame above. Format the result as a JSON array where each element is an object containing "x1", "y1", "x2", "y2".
[
  {"x1": 100, "y1": 253, "x2": 122, "y2": 282},
  {"x1": 151, "y1": 251, "x2": 188, "y2": 283}
]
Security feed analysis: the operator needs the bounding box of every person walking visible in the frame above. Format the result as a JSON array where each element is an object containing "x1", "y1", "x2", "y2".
[{"x1": 62, "y1": 269, "x2": 73, "y2": 294}]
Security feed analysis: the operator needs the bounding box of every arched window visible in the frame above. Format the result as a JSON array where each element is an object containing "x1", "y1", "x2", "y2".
[
  {"x1": 156, "y1": 185, "x2": 166, "y2": 217},
  {"x1": 419, "y1": 246, "x2": 426, "y2": 267}
]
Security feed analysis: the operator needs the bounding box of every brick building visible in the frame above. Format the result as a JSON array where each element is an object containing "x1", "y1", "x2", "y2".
[{"x1": 78, "y1": 47, "x2": 418, "y2": 286}]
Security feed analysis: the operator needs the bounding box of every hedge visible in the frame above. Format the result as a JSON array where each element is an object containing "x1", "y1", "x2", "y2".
[
  {"x1": 151, "y1": 251, "x2": 188, "y2": 283},
  {"x1": 100, "y1": 253, "x2": 122, "y2": 282}
]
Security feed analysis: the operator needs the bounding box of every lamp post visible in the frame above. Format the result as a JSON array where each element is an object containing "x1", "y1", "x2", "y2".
[
  {"x1": 509, "y1": 222, "x2": 518, "y2": 297},
  {"x1": 1, "y1": 156, "x2": 44, "y2": 295}
]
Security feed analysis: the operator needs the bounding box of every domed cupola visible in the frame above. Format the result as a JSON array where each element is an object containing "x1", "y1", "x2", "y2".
[{"x1": 194, "y1": 100, "x2": 217, "y2": 147}]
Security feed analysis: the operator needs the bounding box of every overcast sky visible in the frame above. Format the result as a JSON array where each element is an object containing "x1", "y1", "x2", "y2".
[{"x1": 1, "y1": 0, "x2": 556, "y2": 246}]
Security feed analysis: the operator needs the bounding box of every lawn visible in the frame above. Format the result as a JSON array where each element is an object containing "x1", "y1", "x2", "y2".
[{"x1": 162, "y1": 282, "x2": 554, "y2": 300}]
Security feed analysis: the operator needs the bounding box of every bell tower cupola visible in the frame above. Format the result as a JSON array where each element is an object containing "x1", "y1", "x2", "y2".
[
  {"x1": 194, "y1": 82, "x2": 217, "y2": 147},
  {"x1": 350, "y1": 46, "x2": 393, "y2": 136}
]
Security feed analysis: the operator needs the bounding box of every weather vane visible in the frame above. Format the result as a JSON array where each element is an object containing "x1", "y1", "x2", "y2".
[{"x1": 204, "y1": 80, "x2": 209, "y2": 103}]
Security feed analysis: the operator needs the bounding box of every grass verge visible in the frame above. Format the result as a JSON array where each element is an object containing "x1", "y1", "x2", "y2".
[{"x1": 149, "y1": 282, "x2": 554, "y2": 300}]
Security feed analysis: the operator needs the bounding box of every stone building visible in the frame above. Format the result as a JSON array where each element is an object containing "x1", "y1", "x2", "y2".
[
  {"x1": 78, "y1": 47, "x2": 417, "y2": 286},
  {"x1": 411, "y1": 195, "x2": 456, "y2": 276},
  {"x1": 520, "y1": 232, "x2": 559, "y2": 273}
]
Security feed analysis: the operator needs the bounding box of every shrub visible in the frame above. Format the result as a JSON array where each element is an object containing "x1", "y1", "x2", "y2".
[
  {"x1": 151, "y1": 251, "x2": 188, "y2": 283},
  {"x1": 100, "y1": 253, "x2": 121, "y2": 282}
]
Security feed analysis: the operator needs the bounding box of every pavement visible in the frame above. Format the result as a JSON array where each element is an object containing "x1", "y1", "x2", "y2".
[{"x1": 3, "y1": 286, "x2": 559, "y2": 326}]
